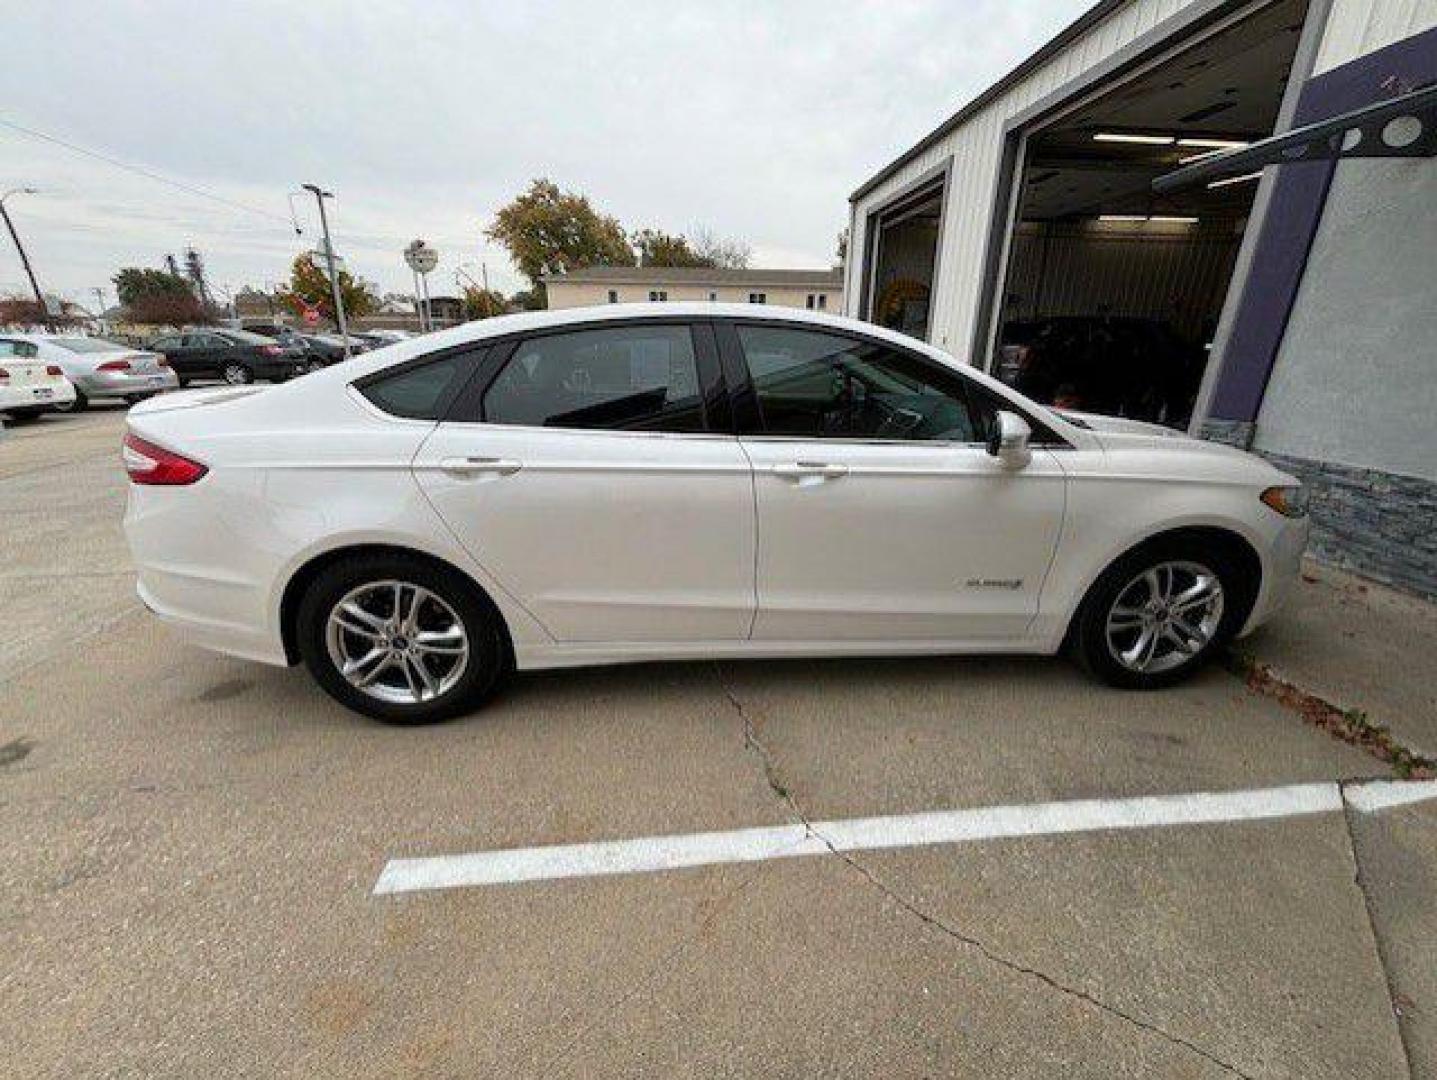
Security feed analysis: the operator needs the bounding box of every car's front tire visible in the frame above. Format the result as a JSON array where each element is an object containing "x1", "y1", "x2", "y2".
[
  {"x1": 295, "y1": 553, "x2": 510, "y2": 723},
  {"x1": 1071, "y1": 536, "x2": 1252, "y2": 689}
]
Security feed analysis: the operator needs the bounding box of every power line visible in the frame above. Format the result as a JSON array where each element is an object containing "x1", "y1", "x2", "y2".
[{"x1": 0, "y1": 116, "x2": 298, "y2": 229}]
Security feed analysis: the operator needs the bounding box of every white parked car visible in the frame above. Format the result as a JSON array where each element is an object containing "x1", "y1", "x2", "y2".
[
  {"x1": 122, "y1": 304, "x2": 1309, "y2": 723},
  {"x1": 0, "y1": 334, "x2": 178, "y2": 411},
  {"x1": 0, "y1": 338, "x2": 76, "y2": 419}
]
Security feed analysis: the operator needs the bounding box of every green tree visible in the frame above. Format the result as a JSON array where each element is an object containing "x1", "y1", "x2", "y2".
[
  {"x1": 112, "y1": 266, "x2": 205, "y2": 324},
  {"x1": 633, "y1": 228, "x2": 709, "y2": 268},
  {"x1": 485, "y1": 179, "x2": 632, "y2": 289},
  {"x1": 279, "y1": 254, "x2": 378, "y2": 324},
  {"x1": 462, "y1": 286, "x2": 509, "y2": 320}
]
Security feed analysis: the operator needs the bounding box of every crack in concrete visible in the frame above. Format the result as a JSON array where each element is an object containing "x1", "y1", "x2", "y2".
[
  {"x1": 714, "y1": 663, "x2": 1257, "y2": 1080},
  {"x1": 1338, "y1": 780, "x2": 1418, "y2": 1080}
]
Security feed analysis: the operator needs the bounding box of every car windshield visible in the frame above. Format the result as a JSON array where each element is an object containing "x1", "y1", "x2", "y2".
[
  {"x1": 50, "y1": 337, "x2": 126, "y2": 354},
  {"x1": 223, "y1": 329, "x2": 274, "y2": 344}
]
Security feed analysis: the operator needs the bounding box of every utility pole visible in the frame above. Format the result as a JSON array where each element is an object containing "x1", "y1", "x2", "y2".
[
  {"x1": 302, "y1": 183, "x2": 351, "y2": 357},
  {"x1": 92, "y1": 287, "x2": 106, "y2": 323},
  {"x1": 0, "y1": 187, "x2": 53, "y2": 330}
]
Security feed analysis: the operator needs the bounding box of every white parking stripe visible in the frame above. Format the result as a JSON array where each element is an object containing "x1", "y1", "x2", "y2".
[
  {"x1": 370, "y1": 779, "x2": 1437, "y2": 896},
  {"x1": 1343, "y1": 778, "x2": 1437, "y2": 814}
]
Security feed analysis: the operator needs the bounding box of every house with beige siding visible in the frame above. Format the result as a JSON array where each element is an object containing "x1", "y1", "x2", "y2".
[{"x1": 542, "y1": 266, "x2": 844, "y2": 313}]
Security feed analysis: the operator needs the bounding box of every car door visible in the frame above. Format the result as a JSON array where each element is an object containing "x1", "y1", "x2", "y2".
[
  {"x1": 722, "y1": 320, "x2": 1067, "y2": 642},
  {"x1": 149, "y1": 334, "x2": 194, "y2": 378},
  {"x1": 411, "y1": 320, "x2": 755, "y2": 643},
  {"x1": 182, "y1": 332, "x2": 228, "y2": 377}
]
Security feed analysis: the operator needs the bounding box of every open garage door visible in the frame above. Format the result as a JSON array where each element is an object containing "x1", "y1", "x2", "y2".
[
  {"x1": 993, "y1": 0, "x2": 1309, "y2": 428},
  {"x1": 861, "y1": 172, "x2": 945, "y2": 341}
]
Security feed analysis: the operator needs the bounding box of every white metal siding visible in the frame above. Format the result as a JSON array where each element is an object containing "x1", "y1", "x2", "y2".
[
  {"x1": 1313, "y1": 0, "x2": 1437, "y2": 72},
  {"x1": 848, "y1": 0, "x2": 1208, "y2": 359}
]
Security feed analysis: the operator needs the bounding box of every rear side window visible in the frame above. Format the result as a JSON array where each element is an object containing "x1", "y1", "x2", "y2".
[
  {"x1": 358, "y1": 353, "x2": 471, "y2": 420},
  {"x1": 482, "y1": 325, "x2": 704, "y2": 432},
  {"x1": 0, "y1": 339, "x2": 39, "y2": 358}
]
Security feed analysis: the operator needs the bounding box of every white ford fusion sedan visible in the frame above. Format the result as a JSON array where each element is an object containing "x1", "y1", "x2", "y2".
[{"x1": 122, "y1": 303, "x2": 1309, "y2": 723}]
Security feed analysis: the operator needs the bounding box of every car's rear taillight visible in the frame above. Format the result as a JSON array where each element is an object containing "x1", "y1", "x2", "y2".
[
  {"x1": 122, "y1": 433, "x2": 207, "y2": 485},
  {"x1": 97, "y1": 359, "x2": 132, "y2": 372},
  {"x1": 46, "y1": 364, "x2": 63, "y2": 377},
  {"x1": 260, "y1": 344, "x2": 282, "y2": 356},
  {"x1": 0, "y1": 367, "x2": 9, "y2": 385}
]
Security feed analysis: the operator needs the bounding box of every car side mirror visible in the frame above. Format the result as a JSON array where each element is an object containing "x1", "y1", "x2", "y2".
[{"x1": 986, "y1": 410, "x2": 1032, "y2": 469}]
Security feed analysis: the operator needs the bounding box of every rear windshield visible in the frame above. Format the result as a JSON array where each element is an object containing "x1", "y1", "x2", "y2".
[
  {"x1": 222, "y1": 329, "x2": 274, "y2": 344},
  {"x1": 51, "y1": 337, "x2": 125, "y2": 353}
]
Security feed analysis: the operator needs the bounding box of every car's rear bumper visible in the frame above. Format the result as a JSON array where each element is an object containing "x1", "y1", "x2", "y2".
[
  {"x1": 1, "y1": 380, "x2": 76, "y2": 410},
  {"x1": 77, "y1": 369, "x2": 179, "y2": 398},
  {"x1": 126, "y1": 478, "x2": 291, "y2": 667},
  {"x1": 136, "y1": 577, "x2": 289, "y2": 665}
]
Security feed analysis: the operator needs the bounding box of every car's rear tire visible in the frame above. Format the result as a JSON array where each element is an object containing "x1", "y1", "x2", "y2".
[
  {"x1": 295, "y1": 553, "x2": 510, "y2": 724},
  {"x1": 1071, "y1": 536, "x2": 1251, "y2": 689},
  {"x1": 222, "y1": 362, "x2": 254, "y2": 385},
  {"x1": 3, "y1": 408, "x2": 44, "y2": 423}
]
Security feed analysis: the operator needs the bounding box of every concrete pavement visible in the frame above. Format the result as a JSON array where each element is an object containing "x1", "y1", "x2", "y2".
[{"x1": 2, "y1": 407, "x2": 1434, "y2": 1077}]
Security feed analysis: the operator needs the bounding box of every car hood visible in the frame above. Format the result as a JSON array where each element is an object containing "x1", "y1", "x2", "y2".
[
  {"x1": 1054, "y1": 409, "x2": 1297, "y2": 483},
  {"x1": 1052, "y1": 409, "x2": 1184, "y2": 438}
]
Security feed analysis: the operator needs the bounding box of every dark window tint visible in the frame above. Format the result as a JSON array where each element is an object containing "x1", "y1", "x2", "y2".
[
  {"x1": 359, "y1": 353, "x2": 470, "y2": 420},
  {"x1": 0, "y1": 339, "x2": 38, "y2": 358},
  {"x1": 151, "y1": 336, "x2": 183, "y2": 350},
  {"x1": 483, "y1": 325, "x2": 704, "y2": 432},
  {"x1": 736, "y1": 325, "x2": 992, "y2": 443}
]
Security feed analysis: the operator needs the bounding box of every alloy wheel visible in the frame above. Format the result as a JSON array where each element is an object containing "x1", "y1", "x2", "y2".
[
  {"x1": 324, "y1": 580, "x2": 470, "y2": 705},
  {"x1": 223, "y1": 363, "x2": 252, "y2": 385},
  {"x1": 1104, "y1": 560, "x2": 1224, "y2": 674}
]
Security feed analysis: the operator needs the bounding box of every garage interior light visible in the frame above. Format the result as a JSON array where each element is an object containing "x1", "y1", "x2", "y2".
[
  {"x1": 1207, "y1": 171, "x2": 1263, "y2": 188},
  {"x1": 1097, "y1": 214, "x2": 1199, "y2": 224},
  {"x1": 1093, "y1": 132, "x2": 1176, "y2": 145}
]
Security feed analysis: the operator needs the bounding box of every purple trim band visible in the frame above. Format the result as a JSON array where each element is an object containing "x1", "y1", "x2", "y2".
[{"x1": 1207, "y1": 24, "x2": 1437, "y2": 422}]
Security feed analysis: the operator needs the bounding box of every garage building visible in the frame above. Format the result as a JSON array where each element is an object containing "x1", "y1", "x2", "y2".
[{"x1": 845, "y1": 0, "x2": 1436, "y2": 597}]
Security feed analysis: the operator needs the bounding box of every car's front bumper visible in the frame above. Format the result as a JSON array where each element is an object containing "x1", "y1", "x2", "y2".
[{"x1": 1241, "y1": 513, "x2": 1310, "y2": 636}]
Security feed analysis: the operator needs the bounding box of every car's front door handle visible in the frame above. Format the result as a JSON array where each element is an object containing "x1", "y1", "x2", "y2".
[
  {"x1": 772, "y1": 461, "x2": 849, "y2": 481},
  {"x1": 438, "y1": 456, "x2": 523, "y2": 476}
]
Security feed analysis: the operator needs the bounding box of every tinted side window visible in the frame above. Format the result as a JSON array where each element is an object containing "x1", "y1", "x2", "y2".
[
  {"x1": 359, "y1": 353, "x2": 471, "y2": 420},
  {"x1": 483, "y1": 325, "x2": 705, "y2": 432},
  {"x1": 151, "y1": 336, "x2": 182, "y2": 350},
  {"x1": 736, "y1": 325, "x2": 991, "y2": 443},
  {"x1": 0, "y1": 339, "x2": 38, "y2": 358}
]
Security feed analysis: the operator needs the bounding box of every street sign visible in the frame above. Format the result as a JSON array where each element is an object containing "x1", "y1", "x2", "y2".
[
  {"x1": 404, "y1": 239, "x2": 439, "y2": 274},
  {"x1": 301, "y1": 305, "x2": 321, "y2": 327}
]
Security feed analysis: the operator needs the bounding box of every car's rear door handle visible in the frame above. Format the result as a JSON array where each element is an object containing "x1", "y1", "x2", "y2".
[
  {"x1": 772, "y1": 461, "x2": 849, "y2": 481},
  {"x1": 438, "y1": 456, "x2": 523, "y2": 476}
]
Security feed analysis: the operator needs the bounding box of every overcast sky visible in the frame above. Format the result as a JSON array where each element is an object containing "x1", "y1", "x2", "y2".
[{"x1": 2, "y1": 0, "x2": 1082, "y2": 309}]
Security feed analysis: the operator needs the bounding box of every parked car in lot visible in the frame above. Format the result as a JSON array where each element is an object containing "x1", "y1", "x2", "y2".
[
  {"x1": 122, "y1": 303, "x2": 1309, "y2": 724},
  {"x1": 298, "y1": 333, "x2": 366, "y2": 367},
  {"x1": 0, "y1": 334, "x2": 177, "y2": 411},
  {"x1": 0, "y1": 339, "x2": 77, "y2": 419},
  {"x1": 147, "y1": 328, "x2": 309, "y2": 386},
  {"x1": 997, "y1": 316, "x2": 1207, "y2": 428}
]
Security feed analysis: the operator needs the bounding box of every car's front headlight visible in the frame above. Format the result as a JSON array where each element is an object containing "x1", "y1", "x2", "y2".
[{"x1": 1260, "y1": 485, "x2": 1309, "y2": 518}]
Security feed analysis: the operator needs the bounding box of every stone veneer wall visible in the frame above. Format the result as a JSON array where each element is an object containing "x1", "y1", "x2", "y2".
[{"x1": 1200, "y1": 421, "x2": 1437, "y2": 600}]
